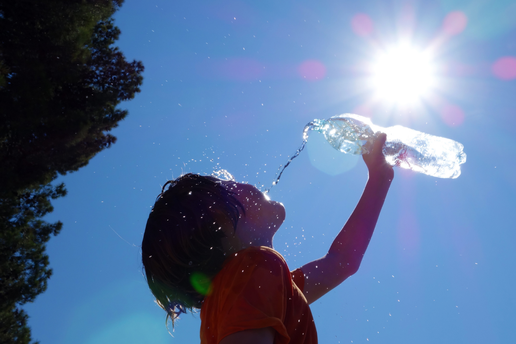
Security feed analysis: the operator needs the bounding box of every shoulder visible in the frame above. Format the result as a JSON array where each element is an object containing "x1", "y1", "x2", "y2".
[
  {"x1": 207, "y1": 247, "x2": 291, "y2": 306},
  {"x1": 239, "y1": 246, "x2": 286, "y2": 261},
  {"x1": 220, "y1": 246, "x2": 290, "y2": 281},
  {"x1": 230, "y1": 246, "x2": 287, "y2": 268}
]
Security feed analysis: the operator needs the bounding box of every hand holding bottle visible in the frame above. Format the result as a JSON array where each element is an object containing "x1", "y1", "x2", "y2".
[{"x1": 363, "y1": 132, "x2": 394, "y2": 183}]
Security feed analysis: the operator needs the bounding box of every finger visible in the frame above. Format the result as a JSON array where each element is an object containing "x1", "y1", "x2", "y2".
[{"x1": 374, "y1": 132, "x2": 387, "y2": 152}]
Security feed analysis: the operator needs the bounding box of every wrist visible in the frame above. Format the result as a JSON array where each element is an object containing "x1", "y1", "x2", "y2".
[{"x1": 368, "y1": 167, "x2": 394, "y2": 185}]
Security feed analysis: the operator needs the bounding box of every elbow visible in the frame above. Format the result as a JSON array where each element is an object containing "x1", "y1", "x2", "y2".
[
  {"x1": 335, "y1": 261, "x2": 360, "y2": 280},
  {"x1": 327, "y1": 253, "x2": 361, "y2": 279},
  {"x1": 341, "y1": 257, "x2": 362, "y2": 277},
  {"x1": 347, "y1": 263, "x2": 360, "y2": 277}
]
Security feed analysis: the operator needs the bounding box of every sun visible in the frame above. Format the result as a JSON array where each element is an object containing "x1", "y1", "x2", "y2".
[{"x1": 370, "y1": 44, "x2": 436, "y2": 106}]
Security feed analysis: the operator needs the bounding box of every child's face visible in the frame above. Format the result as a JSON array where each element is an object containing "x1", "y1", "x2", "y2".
[{"x1": 221, "y1": 181, "x2": 285, "y2": 249}]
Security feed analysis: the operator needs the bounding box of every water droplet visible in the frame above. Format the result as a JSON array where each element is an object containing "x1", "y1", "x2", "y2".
[{"x1": 212, "y1": 169, "x2": 235, "y2": 181}]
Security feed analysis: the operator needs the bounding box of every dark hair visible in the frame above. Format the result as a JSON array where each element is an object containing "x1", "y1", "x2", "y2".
[{"x1": 141, "y1": 173, "x2": 244, "y2": 325}]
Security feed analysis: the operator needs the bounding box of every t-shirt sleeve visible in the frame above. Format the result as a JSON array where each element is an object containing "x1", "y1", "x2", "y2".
[{"x1": 216, "y1": 250, "x2": 291, "y2": 344}]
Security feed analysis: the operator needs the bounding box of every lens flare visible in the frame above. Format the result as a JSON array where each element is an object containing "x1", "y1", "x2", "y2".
[
  {"x1": 190, "y1": 272, "x2": 212, "y2": 295},
  {"x1": 442, "y1": 11, "x2": 468, "y2": 36},
  {"x1": 351, "y1": 13, "x2": 374, "y2": 36},
  {"x1": 440, "y1": 104, "x2": 465, "y2": 127},
  {"x1": 298, "y1": 60, "x2": 327, "y2": 81},
  {"x1": 492, "y1": 56, "x2": 516, "y2": 80}
]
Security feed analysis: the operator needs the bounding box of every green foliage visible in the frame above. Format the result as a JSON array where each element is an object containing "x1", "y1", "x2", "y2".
[
  {"x1": 0, "y1": 306, "x2": 35, "y2": 344},
  {"x1": 0, "y1": 184, "x2": 66, "y2": 304},
  {"x1": 0, "y1": 0, "x2": 144, "y2": 342},
  {"x1": 0, "y1": 184, "x2": 65, "y2": 344},
  {"x1": 0, "y1": 0, "x2": 144, "y2": 196}
]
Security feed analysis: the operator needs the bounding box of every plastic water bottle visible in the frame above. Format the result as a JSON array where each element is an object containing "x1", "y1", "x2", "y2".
[{"x1": 304, "y1": 113, "x2": 467, "y2": 179}]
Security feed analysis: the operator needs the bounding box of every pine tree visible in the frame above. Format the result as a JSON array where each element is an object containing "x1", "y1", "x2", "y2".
[{"x1": 0, "y1": 1, "x2": 144, "y2": 342}]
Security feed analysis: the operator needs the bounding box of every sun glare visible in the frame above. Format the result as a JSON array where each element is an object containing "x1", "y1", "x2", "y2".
[{"x1": 371, "y1": 45, "x2": 436, "y2": 105}]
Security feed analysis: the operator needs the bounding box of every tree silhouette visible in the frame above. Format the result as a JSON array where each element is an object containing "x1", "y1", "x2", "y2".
[{"x1": 0, "y1": 1, "x2": 144, "y2": 342}]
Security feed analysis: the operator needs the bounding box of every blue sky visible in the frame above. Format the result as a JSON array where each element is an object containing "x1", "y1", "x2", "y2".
[{"x1": 24, "y1": 0, "x2": 516, "y2": 343}]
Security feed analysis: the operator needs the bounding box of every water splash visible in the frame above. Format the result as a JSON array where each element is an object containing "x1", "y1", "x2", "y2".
[
  {"x1": 266, "y1": 123, "x2": 315, "y2": 193},
  {"x1": 211, "y1": 169, "x2": 236, "y2": 181}
]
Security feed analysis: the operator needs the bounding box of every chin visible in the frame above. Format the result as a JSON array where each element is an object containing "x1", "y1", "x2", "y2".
[{"x1": 271, "y1": 201, "x2": 286, "y2": 225}]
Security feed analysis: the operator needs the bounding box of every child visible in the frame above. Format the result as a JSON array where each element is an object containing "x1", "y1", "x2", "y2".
[{"x1": 142, "y1": 133, "x2": 393, "y2": 344}]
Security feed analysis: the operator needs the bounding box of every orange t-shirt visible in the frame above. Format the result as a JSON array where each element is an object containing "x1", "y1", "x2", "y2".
[{"x1": 200, "y1": 246, "x2": 317, "y2": 344}]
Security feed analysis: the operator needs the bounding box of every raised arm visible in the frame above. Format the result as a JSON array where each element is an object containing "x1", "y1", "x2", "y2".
[{"x1": 299, "y1": 133, "x2": 394, "y2": 304}]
